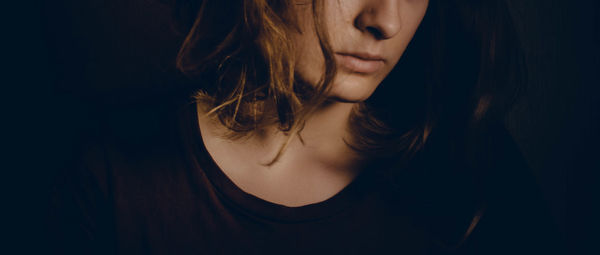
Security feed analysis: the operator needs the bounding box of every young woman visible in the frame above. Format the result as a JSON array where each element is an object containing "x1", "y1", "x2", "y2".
[{"x1": 51, "y1": 0, "x2": 561, "y2": 254}]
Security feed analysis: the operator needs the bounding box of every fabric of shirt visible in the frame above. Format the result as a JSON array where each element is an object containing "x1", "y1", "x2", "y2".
[
  {"x1": 49, "y1": 99, "x2": 563, "y2": 255},
  {"x1": 50, "y1": 101, "x2": 437, "y2": 255}
]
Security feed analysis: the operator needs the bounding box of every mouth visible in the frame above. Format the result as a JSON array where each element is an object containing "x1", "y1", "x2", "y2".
[{"x1": 335, "y1": 52, "x2": 385, "y2": 74}]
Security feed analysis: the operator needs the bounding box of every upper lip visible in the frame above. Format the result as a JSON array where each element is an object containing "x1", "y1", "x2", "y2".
[{"x1": 336, "y1": 52, "x2": 385, "y2": 62}]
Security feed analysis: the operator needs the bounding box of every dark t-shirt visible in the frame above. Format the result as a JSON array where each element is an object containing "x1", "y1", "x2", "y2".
[{"x1": 49, "y1": 100, "x2": 562, "y2": 255}]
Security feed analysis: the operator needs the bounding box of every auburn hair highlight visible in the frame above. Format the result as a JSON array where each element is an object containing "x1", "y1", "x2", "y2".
[
  {"x1": 171, "y1": 0, "x2": 525, "y2": 164},
  {"x1": 167, "y1": 0, "x2": 526, "y2": 249}
]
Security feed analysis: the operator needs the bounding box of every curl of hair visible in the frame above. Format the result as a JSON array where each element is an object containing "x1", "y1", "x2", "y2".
[
  {"x1": 174, "y1": 0, "x2": 336, "y2": 141},
  {"x1": 167, "y1": 0, "x2": 526, "y2": 171},
  {"x1": 165, "y1": 0, "x2": 526, "y2": 248},
  {"x1": 169, "y1": 0, "x2": 427, "y2": 159}
]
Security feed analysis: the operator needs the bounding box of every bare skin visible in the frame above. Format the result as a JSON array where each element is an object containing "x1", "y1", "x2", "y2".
[
  {"x1": 197, "y1": 101, "x2": 363, "y2": 207},
  {"x1": 196, "y1": 0, "x2": 429, "y2": 207}
]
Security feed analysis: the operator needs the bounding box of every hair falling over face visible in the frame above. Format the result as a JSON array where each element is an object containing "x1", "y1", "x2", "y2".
[
  {"x1": 171, "y1": 0, "x2": 526, "y2": 248},
  {"x1": 174, "y1": 0, "x2": 523, "y2": 157}
]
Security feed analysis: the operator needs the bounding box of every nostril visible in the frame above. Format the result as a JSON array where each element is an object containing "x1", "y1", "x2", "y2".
[
  {"x1": 366, "y1": 26, "x2": 385, "y2": 40},
  {"x1": 354, "y1": 13, "x2": 397, "y2": 40},
  {"x1": 355, "y1": 18, "x2": 387, "y2": 40}
]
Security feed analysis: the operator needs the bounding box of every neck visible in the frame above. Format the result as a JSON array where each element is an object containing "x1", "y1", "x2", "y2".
[
  {"x1": 196, "y1": 100, "x2": 367, "y2": 207},
  {"x1": 287, "y1": 101, "x2": 361, "y2": 167},
  {"x1": 198, "y1": 100, "x2": 364, "y2": 171}
]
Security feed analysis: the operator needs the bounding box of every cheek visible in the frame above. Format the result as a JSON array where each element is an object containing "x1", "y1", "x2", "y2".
[
  {"x1": 292, "y1": 0, "x2": 428, "y2": 102},
  {"x1": 291, "y1": 4, "x2": 327, "y2": 87},
  {"x1": 293, "y1": 35, "x2": 325, "y2": 86}
]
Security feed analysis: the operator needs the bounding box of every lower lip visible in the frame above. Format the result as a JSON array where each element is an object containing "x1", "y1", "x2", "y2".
[{"x1": 335, "y1": 54, "x2": 384, "y2": 74}]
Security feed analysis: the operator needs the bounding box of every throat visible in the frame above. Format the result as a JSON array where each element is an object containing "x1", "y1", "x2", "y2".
[{"x1": 196, "y1": 101, "x2": 365, "y2": 207}]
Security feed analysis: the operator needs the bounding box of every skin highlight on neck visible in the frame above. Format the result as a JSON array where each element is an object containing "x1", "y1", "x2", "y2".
[{"x1": 196, "y1": 100, "x2": 365, "y2": 207}]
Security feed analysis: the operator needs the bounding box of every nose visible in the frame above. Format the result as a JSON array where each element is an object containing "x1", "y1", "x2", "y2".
[{"x1": 354, "y1": 0, "x2": 402, "y2": 40}]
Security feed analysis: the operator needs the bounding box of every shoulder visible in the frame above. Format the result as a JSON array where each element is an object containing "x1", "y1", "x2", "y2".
[
  {"x1": 402, "y1": 121, "x2": 564, "y2": 254},
  {"x1": 458, "y1": 121, "x2": 565, "y2": 254},
  {"x1": 65, "y1": 98, "x2": 196, "y2": 194},
  {"x1": 49, "y1": 98, "x2": 196, "y2": 254}
]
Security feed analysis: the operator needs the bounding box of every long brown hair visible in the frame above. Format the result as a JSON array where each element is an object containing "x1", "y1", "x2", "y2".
[
  {"x1": 167, "y1": 0, "x2": 524, "y2": 162},
  {"x1": 164, "y1": 0, "x2": 525, "y2": 249}
]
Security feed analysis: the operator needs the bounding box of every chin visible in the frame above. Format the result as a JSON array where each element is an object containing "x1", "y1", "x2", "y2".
[
  {"x1": 325, "y1": 72, "x2": 382, "y2": 102},
  {"x1": 326, "y1": 78, "x2": 379, "y2": 103},
  {"x1": 296, "y1": 66, "x2": 384, "y2": 103}
]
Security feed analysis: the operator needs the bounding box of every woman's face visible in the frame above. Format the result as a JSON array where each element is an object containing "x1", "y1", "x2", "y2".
[{"x1": 293, "y1": 0, "x2": 429, "y2": 102}]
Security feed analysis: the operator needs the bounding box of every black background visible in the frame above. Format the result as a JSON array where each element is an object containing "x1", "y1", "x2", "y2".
[{"x1": 7, "y1": 0, "x2": 598, "y2": 253}]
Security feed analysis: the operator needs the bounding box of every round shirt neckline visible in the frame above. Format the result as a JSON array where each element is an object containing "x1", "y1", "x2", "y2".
[{"x1": 179, "y1": 103, "x2": 376, "y2": 223}]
